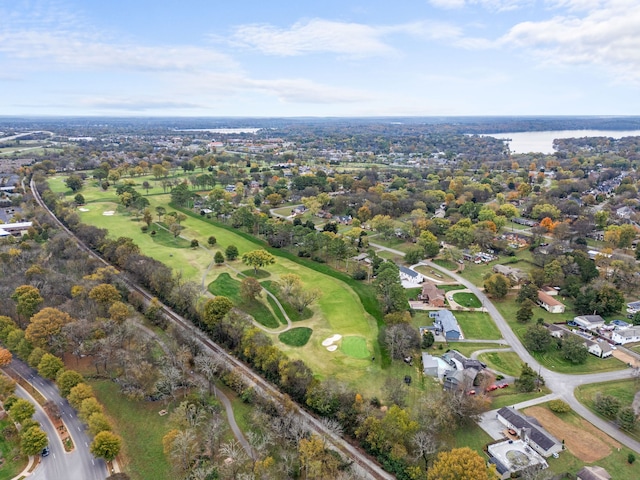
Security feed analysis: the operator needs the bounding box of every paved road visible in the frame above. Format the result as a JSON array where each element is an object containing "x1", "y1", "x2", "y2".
[
  {"x1": 9, "y1": 359, "x2": 107, "y2": 480},
  {"x1": 369, "y1": 242, "x2": 640, "y2": 453}
]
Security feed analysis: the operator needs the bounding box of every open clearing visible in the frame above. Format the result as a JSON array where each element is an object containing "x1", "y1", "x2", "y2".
[
  {"x1": 341, "y1": 336, "x2": 370, "y2": 359},
  {"x1": 523, "y1": 406, "x2": 620, "y2": 462}
]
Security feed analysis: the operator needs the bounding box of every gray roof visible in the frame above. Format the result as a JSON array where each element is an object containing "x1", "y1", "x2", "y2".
[
  {"x1": 575, "y1": 315, "x2": 605, "y2": 324},
  {"x1": 497, "y1": 407, "x2": 560, "y2": 452},
  {"x1": 577, "y1": 466, "x2": 611, "y2": 480},
  {"x1": 430, "y1": 310, "x2": 461, "y2": 335},
  {"x1": 399, "y1": 265, "x2": 420, "y2": 278}
]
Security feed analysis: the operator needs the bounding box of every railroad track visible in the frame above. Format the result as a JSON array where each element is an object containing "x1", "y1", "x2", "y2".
[{"x1": 29, "y1": 177, "x2": 394, "y2": 480}]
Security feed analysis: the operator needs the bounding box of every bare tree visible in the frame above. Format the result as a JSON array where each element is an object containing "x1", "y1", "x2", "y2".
[{"x1": 412, "y1": 431, "x2": 438, "y2": 470}]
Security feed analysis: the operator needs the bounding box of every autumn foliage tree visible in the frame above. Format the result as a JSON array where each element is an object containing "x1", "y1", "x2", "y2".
[
  {"x1": 427, "y1": 447, "x2": 491, "y2": 480},
  {"x1": 0, "y1": 347, "x2": 12, "y2": 367},
  {"x1": 25, "y1": 307, "x2": 73, "y2": 349},
  {"x1": 241, "y1": 249, "x2": 276, "y2": 274},
  {"x1": 91, "y1": 431, "x2": 122, "y2": 461},
  {"x1": 11, "y1": 285, "x2": 44, "y2": 322}
]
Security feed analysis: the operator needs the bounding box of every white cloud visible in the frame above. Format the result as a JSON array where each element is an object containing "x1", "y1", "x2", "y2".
[
  {"x1": 229, "y1": 18, "x2": 464, "y2": 57},
  {"x1": 500, "y1": 0, "x2": 640, "y2": 80},
  {"x1": 230, "y1": 19, "x2": 395, "y2": 57},
  {"x1": 428, "y1": 0, "x2": 529, "y2": 11}
]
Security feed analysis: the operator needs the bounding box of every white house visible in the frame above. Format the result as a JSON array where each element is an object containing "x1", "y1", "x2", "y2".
[
  {"x1": 586, "y1": 339, "x2": 613, "y2": 358},
  {"x1": 574, "y1": 315, "x2": 605, "y2": 331},
  {"x1": 538, "y1": 291, "x2": 565, "y2": 313},
  {"x1": 612, "y1": 327, "x2": 640, "y2": 345},
  {"x1": 398, "y1": 265, "x2": 424, "y2": 284},
  {"x1": 496, "y1": 407, "x2": 562, "y2": 458}
]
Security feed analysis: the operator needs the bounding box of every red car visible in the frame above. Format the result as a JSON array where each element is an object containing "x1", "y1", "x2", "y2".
[
  {"x1": 467, "y1": 390, "x2": 476, "y2": 395},
  {"x1": 486, "y1": 385, "x2": 498, "y2": 392},
  {"x1": 498, "y1": 383, "x2": 509, "y2": 389}
]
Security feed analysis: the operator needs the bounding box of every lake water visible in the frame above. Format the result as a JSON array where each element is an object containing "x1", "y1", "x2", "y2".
[
  {"x1": 174, "y1": 128, "x2": 261, "y2": 134},
  {"x1": 482, "y1": 130, "x2": 640, "y2": 154}
]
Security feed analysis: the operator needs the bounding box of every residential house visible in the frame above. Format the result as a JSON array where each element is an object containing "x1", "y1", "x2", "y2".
[
  {"x1": 418, "y1": 282, "x2": 446, "y2": 307},
  {"x1": 586, "y1": 339, "x2": 613, "y2": 358},
  {"x1": 574, "y1": 315, "x2": 605, "y2": 331},
  {"x1": 493, "y1": 264, "x2": 529, "y2": 284},
  {"x1": 487, "y1": 439, "x2": 549, "y2": 480},
  {"x1": 399, "y1": 266, "x2": 424, "y2": 284},
  {"x1": 496, "y1": 407, "x2": 563, "y2": 457},
  {"x1": 548, "y1": 324, "x2": 565, "y2": 339},
  {"x1": 429, "y1": 310, "x2": 462, "y2": 341},
  {"x1": 421, "y1": 353, "x2": 439, "y2": 377},
  {"x1": 512, "y1": 217, "x2": 538, "y2": 227},
  {"x1": 537, "y1": 291, "x2": 566, "y2": 313},
  {"x1": 612, "y1": 327, "x2": 640, "y2": 345},
  {"x1": 616, "y1": 206, "x2": 635, "y2": 219},
  {"x1": 440, "y1": 349, "x2": 485, "y2": 391},
  {"x1": 626, "y1": 301, "x2": 640, "y2": 315},
  {"x1": 576, "y1": 466, "x2": 611, "y2": 480}
]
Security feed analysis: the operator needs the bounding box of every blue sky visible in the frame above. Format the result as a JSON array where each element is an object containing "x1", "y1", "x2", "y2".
[{"x1": 1, "y1": 0, "x2": 639, "y2": 116}]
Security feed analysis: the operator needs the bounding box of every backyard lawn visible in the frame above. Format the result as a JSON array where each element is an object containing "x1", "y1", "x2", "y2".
[
  {"x1": 478, "y1": 351, "x2": 523, "y2": 377},
  {"x1": 452, "y1": 292, "x2": 481, "y2": 308},
  {"x1": 453, "y1": 311, "x2": 502, "y2": 340}
]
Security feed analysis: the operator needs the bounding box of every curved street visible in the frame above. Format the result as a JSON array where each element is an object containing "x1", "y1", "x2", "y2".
[
  {"x1": 8, "y1": 358, "x2": 107, "y2": 480},
  {"x1": 369, "y1": 241, "x2": 640, "y2": 453}
]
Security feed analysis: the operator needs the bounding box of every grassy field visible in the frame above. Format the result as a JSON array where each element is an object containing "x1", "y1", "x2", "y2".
[
  {"x1": 478, "y1": 351, "x2": 523, "y2": 377},
  {"x1": 452, "y1": 311, "x2": 502, "y2": 340},
  {"x1": 0, "y1": 418, "x2": 27, "y2": 480},
  {"x1": 261, "y1": 280, "x2": 313, "y2": 322},
  {"x1": 413, "y1": 265, "x2": 454, "y2": 281},
  {"x1": 279, "y1": 327, "x2": 313, "y2": 347},
  {"x1": 90, "y1": 380, "x2": 172, "y2": 480},
  {"x1": 452, "y1": 292, "x2": 481, "y2": 308},
  {"x1": 575, "y1": 379, "x2": 640, "y2": 442},
  {"x1": 341, "y1": 336, "x2": 370, "y2": 359},
  {"x1": 450, "y1": 423, "x2": 493, "y2": 456},
  {"x1": 422, "y1": 343, "x2": 506, "y2": 358}
]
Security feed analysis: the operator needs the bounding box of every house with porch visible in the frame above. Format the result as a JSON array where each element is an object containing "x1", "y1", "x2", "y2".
[{"x1": 496, "y1": 407, "x2": 562, "y2": 457}]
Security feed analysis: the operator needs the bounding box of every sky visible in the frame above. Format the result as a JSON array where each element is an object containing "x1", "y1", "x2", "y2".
[{"x1": 1, "y1": 0, "x2": 639, "y2": 117}]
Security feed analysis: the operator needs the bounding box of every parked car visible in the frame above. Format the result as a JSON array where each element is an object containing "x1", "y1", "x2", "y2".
[
  {"x1": 498, "y1": 383, "x2": 509, "y2": 389},
  {"x1": 486, "y1": 385, "x2": 498, "y2": 392},
  {"x1": 467, "y1": 390, "x2": 476, "y2": 395}
]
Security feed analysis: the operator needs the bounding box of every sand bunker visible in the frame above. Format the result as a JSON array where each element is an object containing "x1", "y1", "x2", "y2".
[
  {"x1": 321, "y1": 334, "x2": 343, "y2": 347},
  {"x1": 103, "y1": 211, "x2": 115, "y2": 216},
  {"x1": 78, "y1": 208, "x2": 89, "y2": 212},
  {"x1": 327, "y1": 345, "x2": 338, "y2": 352}
]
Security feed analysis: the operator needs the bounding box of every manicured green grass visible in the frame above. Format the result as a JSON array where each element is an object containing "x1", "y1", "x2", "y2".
[
  {"x1": 90, "y1": 380, "x2": 171, "y2": 480},
  {"x1": 440, "y1": 343, "x2": 506, "y2": 358},
  {"x1": 266, "y1": 295, "x2": 288, "y2": 325},
  {"x1": 488, "y1": 388, "x2": 551, "y2": 409},
  {"x1": 148, "y1": 224, "x2": 191, "y2": 248},
  {"x1": 0, "y1": 418, "x2": 27, "y2": 480},
  {"x1": 441, "y1": 284, "x2": 465, "y2": 292},
  {"x1": 451, "y1": 423, "x2": 493, "y2": 456},
  {"x1": 432, "y1": 259, "x2": 458, "y2": 271},
  {"x1": 341, "y1": 336, "x2": 370, "y2": 359},
  {"x1": 454, "y1": 311, "x2": 502, "y2": 340},
  {"x1": 208, "y1": 273, "x2": 279, "y2": 329},
  {"x1": 279, "y1": 327, "x2": 313, "y2": 347},
  {"x1": 452, "y1": 292, "x2": 481, "y2": 308},
  {"x1": 478, "y1": 351, "x2": 523, "y2": 377},
  {"x1": 261, "y1": 280, "x2": 313, "y2": 322},
  {"x1": 240, "y1": 269, "x2": 271, "y2": 279},
  {"x1": 406, "y1": 287, "x2": 422, "y2": 300}
]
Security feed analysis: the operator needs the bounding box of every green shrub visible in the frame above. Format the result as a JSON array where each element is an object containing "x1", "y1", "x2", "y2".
[{"x1": 549, "y1": 399, "x2": 570, "y2": 413}]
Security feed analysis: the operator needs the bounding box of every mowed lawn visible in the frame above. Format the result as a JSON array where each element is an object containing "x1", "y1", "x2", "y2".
[
  {"x1": 454, "y1": 311, "x2": 502, "y2": 340},
  {"x1": 49, "y1": 175, "x2": 380, "y2": 390},
  {"x1": 478, "y1": 351, "x2": 522, "y2": 377}
]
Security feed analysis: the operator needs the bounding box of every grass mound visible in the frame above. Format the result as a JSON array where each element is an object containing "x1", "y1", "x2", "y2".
[
  {"x1": 261, "y1": 280, "x2": 313, "y2": 322},
  {"x1": 341, "y1": 336, "x2": 370, "y2": 359},
  {"x1": 208, "y1": 273, "x2": 279, "y2": 329},
  {"x1": 148, "y1": 224, "x2": 191, "y2": 248},
  {"x1": 241, "y1": 269, "x2": 271, "y2": 279},
  {"x1": 279, "y1": 327, "x2": 313, "y2": 346}
]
